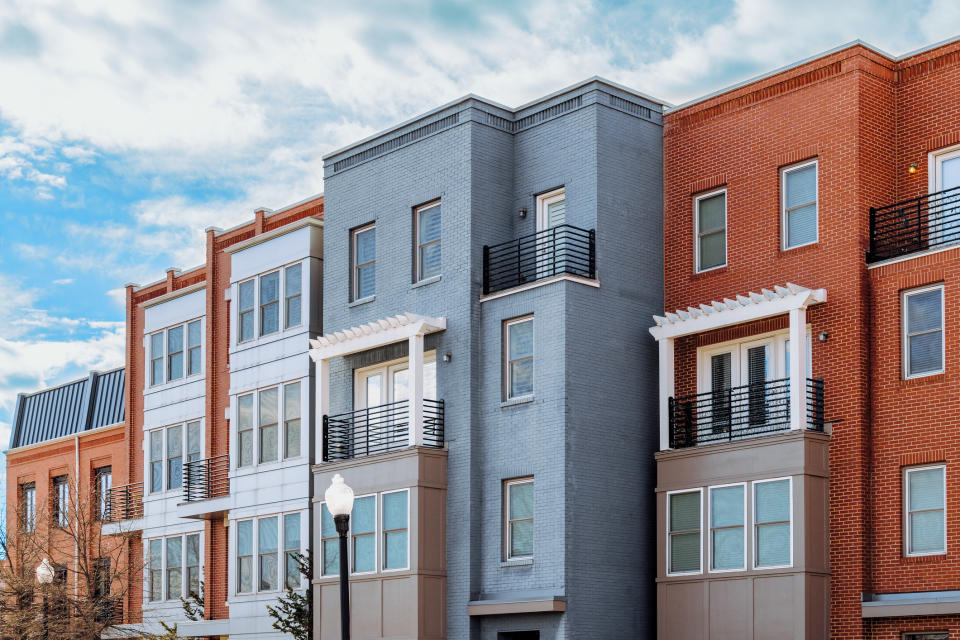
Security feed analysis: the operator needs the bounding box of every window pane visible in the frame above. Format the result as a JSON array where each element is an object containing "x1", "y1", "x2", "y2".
[
  {"x1": 510, "y1": 520, "x2": 533, "y2": 557},
  {"x1": 910, "y1": 468, "x2": 945, "y2": 511},
  {"x1": 168, "y1": 326, "x2": 183, "y2": 353},
  {"x1": 260, "y1": 516, "x2": 279, "y2": 591},
  {"x1": 712, "y1": 527, "x2": 744, "y2": 570},
  {"x1": 670, "y1": 532, "x2": 700, "y2": 572},
  {"x1": 509, "y1": 483, "x2": 533, "y2": 520},
  {"x1": 353, "y1": 496, "x2": 375, "y2": 534},
  {"x1": 547, "y1": 198, "x2": 566, "y2": 227},
  {"x1": 240, "y1": 311, "x2": 253, "y2": 342},
  {"x1": 419, "y1": 205, "x2": 441, "y2": 244},
  {"x1": 187, "y1": 534, "x2": 200, "y2": 566},
  {"x1": 150, "y1": 431, "x2": 163, "y2": 492},
  {"x1": 909, "y1": 332, "x2": 943, "y2": 376},
  {"x1": 286, "y1": 295, "x2": 301, "y2": 329},
  {"x1": 508, "y1": 321, "x2": 533, "y2": 359},
  {"x1": 420, "y1": 242, "x2": 442, "y2": 280},
  {"x1": 261, "y1": 303, "x2": 279, "y2": 335},
  {"x1": 908, "y1": 289, "x2": 943, "y2": 334},
  {"x1": 284, "y1": 513, "x2": 300, "y2": 551},
  {"x1": 321, "y1": 504, "x2": 336, "y2": 538},
  {"x1": 697, "y1": 193, "x2": 725, "y2": 232},
  {"x1": 238, "y1": 393, "x2": 253, "y2": 428},
  {"x1": 670, "y1": 491, "x2": 700, "y2": 532},
  {"x1": 259, "y1": 516, "x2": 278, "y2": 553},
  {"x1": 785, "y1": 164, "x2": 816, "y2": 209},
  {"x1": 188, "y1": 320, "x2": 201, "y2": 347},
  {"x1": 755, "y1": 480, "x2": 790, "y2": 524},
  {"x1": 260, "y1": 425, "x2": 278, "y2": 464},
  {"x1": 284, "y1": 383, "x2": 301, "y2": 420},
  {"x1": 323, "y1": 539, "x2": 339, "y2": 576},
  {"x1": 385, "y1": 530, "x2": 407, "y2": 569},
  {"x1": 167, "y1": 537, "x2": 182, "y2": 599},
  {"x1": 239, "y1": 280, "x2": 254, "y2": 311},
  {"x1": 756, "y1": 523, "x2": 790, "y2": 566},
  {"x1": 356, "y1": 228, "x2": 375, "y2": 264},
  {"x1": 239, "y1": 431, "x2": 253, "y2": 468},
  {"x1": 152, "y1": 359, "x2": 164, "y2": 387},
  {"x1": 509, "y1": 360, "x2": 533, "y2": 398},
  {"x1": 167, "y1": 425, "x2": 182, "y2": 490},
  {"x1": 168, "y1": 352, "x2": 184, "y2": 381},
  {"x1": 383, "y1": 491, "x2": 408, "y2": 531},
  {"x1": 699, "y1": 230, "x2": 725, "y2": 269},
  {"x1": 237, "y1": 520, "x2": 252, "y2": 555},
  {"x1": 188, "y1": 348, "x2": 201, "y2": 376},
  {"x1": 284, "y1": 382, "x2": 301, "y2": 458},
  {"x1": 711, "y1": 486, "x2": 743, "y2": 527},
  {"x1": 354, "y1": 535, "x2": 375, "y2": 572},
  {"x1": 151, "y1": 333, "x2": 164, "y2": 359},
  {"x1": 285, "y1": 263, "x2": 302, "y2": 296},
  {"x1": 260, "y1": 272, "x2": 279, "y2": 304},
  {"x1": 239, "y1": 557, "x2": 252, "y2": 593},
  {"x1": 787, "y1": 203, "x2": 817, "y2": 247},
  {"x1": 910, "y1": 510, "x2": 946, "y2": 554},
  {"x1": 260, "y1": 387, "x2": 278, "y2": 463},
  {"x1": 356, "y1": 264, "x2": 375, "y2": 299},
  {"x1": 187, "y1": 421, "x2": 202, "y2": 461}
]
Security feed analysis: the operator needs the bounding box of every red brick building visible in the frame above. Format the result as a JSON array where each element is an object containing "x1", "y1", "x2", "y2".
[{"x1": 653, "y1": 38, "x2": 960, "y2": 639}]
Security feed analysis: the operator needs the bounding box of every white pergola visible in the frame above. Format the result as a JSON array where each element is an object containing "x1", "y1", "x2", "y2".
[
  {"x1": 649, "y1": 283, "x2": 827, "y2": 450},
  {"x1": 308, "y1": 312, "x2": 447, "y2": 462}
]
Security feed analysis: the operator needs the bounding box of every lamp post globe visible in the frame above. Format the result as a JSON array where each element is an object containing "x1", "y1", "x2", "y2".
[
  {"x1": 36, "y1": 558, "x2": 54, "y2": 585},
  {"x1": 325, "y1": 473, "x2": 354, "y2": 640}
]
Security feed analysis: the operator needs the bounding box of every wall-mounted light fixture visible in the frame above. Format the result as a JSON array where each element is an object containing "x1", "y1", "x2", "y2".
[
  {"x1": 518, "y1": 207, "x2": 528, "y2": 219},
  {"x1": 442, "y1": 352, "x2": 452, "y2": 363},
  {"x1": 909, "y1": 163, "x2": 919, "y2": 174},
  {"x1": 818, "y1": 331, "x2": 830, "y2": 343}
]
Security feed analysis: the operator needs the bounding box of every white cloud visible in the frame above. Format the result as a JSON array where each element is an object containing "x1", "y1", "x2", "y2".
[{"x1": 52, "y1": 277, "x2": 74, "y2": 285}]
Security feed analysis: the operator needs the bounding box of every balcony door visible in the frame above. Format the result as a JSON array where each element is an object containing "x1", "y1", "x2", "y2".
[
  {"x1": 932, "y1": 148, "x2": 960, "y2": 245},
  {"x1": 355, "y1": 354, "x2": 436, "y2": 451},
  {"x1": 536, "y1": 188, "x2": 566, "y2": 278},
  {"x1": 700, "y1": 339, "x2": 773, "y2": 436}
]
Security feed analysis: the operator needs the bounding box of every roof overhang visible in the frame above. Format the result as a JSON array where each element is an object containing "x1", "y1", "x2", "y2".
[
  {"x1": 649, "y1": 283, "x2": 827, "y2": 341},
  {"x1": 309, "y1": 313, "x2": 447, "y2": 361}
]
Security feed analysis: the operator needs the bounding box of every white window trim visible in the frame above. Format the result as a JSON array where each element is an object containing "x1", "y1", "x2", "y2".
[
  {"x1": 381, "y1": 488, "x2": 411, "y2": 572},
  {"x1": 414, "y1": 200, "x2": 442, "y2": 283},
  {"x1": 237, "y1": 277, "x2": 257, "y2": 344},
  {"x1": 929, "y1": 143, "x2": 960, "y2": 193},
  {"x1": 708, "y1": 482, "x2": 747, "y2": 573},
  {"x1": 694, "y1": 188, "x2": 727, "y2": 273},
  {"x1": 666, "y1": 487, "x2": 703, "y2": 576},
  {"x1": 232, "y1": 511, "x2": 303, "y2": 596},
  {"x1": 259, "y1": 270, "x2": 282, "y2": 338},
  {"x1": 752, "y1": 476, "x2": 794, "y2": 570},
  {"x1": 234, "y1": 378, "x2": 305, "y2": 472},
  {"x1": 352, "y1": 223, "x2": 376, "y2": 302},
  {"x1": 282, "y1": 512, "x2": 306, "y2": 590},
  {"x1": 503, "y1": 315, "x2": 534, "y2": 402},
  {"x1": 236, "y1": 260, "x2": 306, "y2": 346},
  {"x1": 696, "y1": 328, "x2": 811, "y2": 393},
  {"x1": 781, "y1": 159, "x2": 819, "y2": 250},
  {"x1": 146, "y1": 317, "x2": 205, "y2": 390},
  {"x1": 144, "y1": 532, "x2": 204, "y2": 604},
  {"x1": 349, "y1": 493, "x2": 378, "y2": 576},
  {"x1": 504, "y1": 477, "x2": 534, "y2": 562},
  {"x1": 902, "y1": 284, "x2": 945, "y2": 380},
  {"x1": 146, "y1": 419, "x2": 205, "y2": 496},
  {"x1": 536, "y1": 187, "x2": 565, "y2": 232},
  {"x1": 353, "y1": 352, "x2": 437, "y2": 407},
  {"x1": 284, "y1": 262, "x2": 304, "y2": 330},
  {"x1": 904, "y1": 464, "x2": 947, "y2": 558}
]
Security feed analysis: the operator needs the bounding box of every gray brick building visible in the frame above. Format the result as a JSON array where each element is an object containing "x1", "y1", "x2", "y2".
[{"x1": 310, "y1": 78, "x2": 664, "y2": 639}]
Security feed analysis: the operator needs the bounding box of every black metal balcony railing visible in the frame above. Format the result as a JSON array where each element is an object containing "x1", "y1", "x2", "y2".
[
  {"x1": 94, "y1": 597, "x2": 123, "y2": 624},
  {"x1": 483, "y1": 224, "x2": 596, "y2": 295},
  {"x1": 669, "y1": 377, "x2": 824, "y2": 448},
  {"x1": 103, "y1": 483, "x2": 143, "y2": 522},
  {"x1": 323, "y1": 399, "x2": 445, "y2": 462},
  {"x1": 869, "y1": 185, "x2": 960, "y2": 262},
  {"x1": 183, "y1": 454, "x2": 230, "y2": 502}
]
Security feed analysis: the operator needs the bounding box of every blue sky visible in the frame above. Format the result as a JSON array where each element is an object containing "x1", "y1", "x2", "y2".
[{"x1": 0, "y1": 0, "x2": 957, "y2": 508}]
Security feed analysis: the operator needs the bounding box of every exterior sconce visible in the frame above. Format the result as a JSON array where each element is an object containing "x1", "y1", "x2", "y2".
[
  {"x1": 518, "y1": 208, "x2": 528, "y2": 219},
  {"x1": 909, "y1": 163, "x2": 919, "y2": 174},
  {"x1": 442, "y1": 352, "x2": 452, "y2": 363},
  {"x1": 818, "y1": 331, "x2": 829, "y2": 343}
]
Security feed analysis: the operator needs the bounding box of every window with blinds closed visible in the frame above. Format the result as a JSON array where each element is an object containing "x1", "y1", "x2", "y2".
[
  {"x1": 905, "y1": 466, "x2": 946, "y2": 556},
  {"x1": 696, "y1": 191, "x2": 726, "y2": 271},
  {"x1": 754, "y1": 479, "x2": 791, "y2": 568},
  {"x1": 903, "y1": 285, "x2": 944, "y2": 378},
  {"x1": 669, "y1": 490, "x2": 701, "y2": 573},
  {"x1": 782, "y1": 161, "x2": 818, "y2": 249},
  {"x1": 710, "y1": 485, "x2": 745, "y2": 571}
]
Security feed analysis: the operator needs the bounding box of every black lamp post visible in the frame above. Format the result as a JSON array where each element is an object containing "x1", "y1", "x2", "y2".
[
  {"x1": 36, "y1": 558, "x2": 54, "y2": 640},
  {"x1": 325, "y1": 474, "x2": 355, "y2": 640}
]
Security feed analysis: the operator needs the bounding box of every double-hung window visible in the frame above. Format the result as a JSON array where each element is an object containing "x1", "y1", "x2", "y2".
[
  {"x1": 905, "y1": 465, "x2": 946, "y2": 556},
  {"x1": 710, "y1": 484, "x2": 745, "y2": 571},
  {"x1": 754, "y1": 478, "x2": 792, "y2": 568},
  {"x1": 150, "y1": 333, "x2": 164, "y2": 386},
  {"x1": 186, "y1": 532, "x2": 201, "y2": 597},
  {"x1": 319, "y1": 491, "x2": 409, "y2": 576},
  {"x1": 149, "y1": 431, "x2": 163, "y2": 493},
  {"x1": 668, "y1": 489, "x2": 701, "y2": 574},
  {"x1": 504, "y1": 316, "x2": 534, "y2": 400},
  {"x1": 903, "y1": 285, "x2": 944, "y2": 378},
  {"x1": 238, "y1": 382, "x2": 301, "y2": 468},
  {"x1": 236, "y1": 514, "x2": 301, "y2": 593},
  {"x1": 258, "y1": 516, "x2": 279, "y2": 591},
  {"x1": 382, "y1": 491, "x2": 408, "y2": 570},
  {"x1": 237, "y1": 520, "x2": 254, "y2": 593},
  {"x1": 186, "y1": 421, "x2": 202, "y2": 464},
  {"x1": 352, "y1": 224, "x2": 376, "y2": 300},
  {"x1": 167, "y1": 325, "x2": 184, "y2": 381},
  {"x1": 95, "y1": 466, "x2": 112, "y2": 521},
  {"x1": 352, "y1": 496, "x2": 376, "y2": 573},
  {"x1": 53, "y1": 475, "x2": 69, "y2": 527},
  {"x1": 415, "y1": 202, "x2": 441, "y2": 281},
  {"x1": 239, "y1": 280, "x2": 255, "y2": 343},
  {"x1": 284, "y1": 513, "x2": 302, "y2": 589},
  {"x1": 259, "y1": 387, "x2": 279, "y2": 464},
  {"x1": 167, "y1": 424, "x2": 183, "y2": 490},
  {"x1": 187, "y1": 320, "x2": 201, "y2": 376},
  {"x1": 238, "y1": 394, "x2": 254, "y2": 468},
  {"x1": 149, "y1": 539, "x2": 163, "y2": 602},
  {"x1": 695, "y1": 190, "x2": 726, "y2": 272},
  {"x1": 781, "y1": 160, "x2": 818, "y2": 249},
  {"x1": 149, "y1": 422, "x2": 202, "y2": 493},
  {"x1": 260, "y1": 271, "x2": 280, "y2": 336},
  {"x1": 505, "y1": 478, "x2": 534, "y2": 561},
  {"x1": 238, "y1": 265, "x2": 303, "y2": 342},
  {"x1": 149, "y1": 319, "x2": 202, "y2": 386},
  {"x1": 284, "y1": 264, "x2": 302, "y2": 329},
  {"x1": 320, "y1": 505, "x2": 339, "y2": 577},
  {"x1": 166, "y1": 537, "x2": 182, "y2": 599},
  {"x1": 283, "y1": 382, "x2": 301, "y2": 459}
]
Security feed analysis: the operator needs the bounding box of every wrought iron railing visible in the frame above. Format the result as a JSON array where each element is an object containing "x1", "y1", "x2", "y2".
[
  {"x1": 323, "y1": 399, "x2": 445, "y2": 461},
  {"x1": 869, "y1": 185, "x2": 960, "y2": 262},
  {"x1": 483, "y1": 224, "x2": 595, "y2": 294},
  {"x1": 669, "y1": 377, "x2": 824, "y2": 448},
  {"x1": 183, "y1": 454, "x2": 229, "y2": 502},
  {"x1": 103, "y1": 483, "x2": 143, "y2": 522},
  {"x1": 94, "y1": 597, "x2": 123, "y2": 624}
]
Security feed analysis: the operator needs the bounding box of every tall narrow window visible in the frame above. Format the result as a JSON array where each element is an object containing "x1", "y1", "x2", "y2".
[
  {"x1": 695, "y1": 190, "x2": 726, "y2": 272},
  {"x1": 352, "y1": 496, "x2": 376, "y2": 573},
  {"x1": 21, "y1": 483, "x2": 35, "y2": 533},
  {"x1": 260, "y1": 271, "x2": 280, "y2": 336},
  {"x1": 259, "y1": 516, "x2": 279, "y2": 591},
  {"x1": 903, "y1": 285, "x2": 944, "y2": 378},
  {"x1": 93, "y1": 558, "x2": 110, "y2": 603},
  {"x1": 259, "y1": 387, "x2": 278, "y2": 464},
  {"x1": 150, "y1": 333, "x2": 164, "y2": 386},
  {"x1": 237, "y1": 520, "x2": 253, "y2": 593},
  {"x1": 668, "y1": 489, "x2": 701, "y2": 574},
  {"x1": 167, "y1": 424, "x2": 182, "y2": 490},
  {"x1": 283, "y1": 382, "x2": 301, "y2": 459},
  {"x1": 284, "y1": 513, "x2": 301, "y2": 589},
  {"x1": 352, "y1": 224, "x2": 376, "y2": 300},
  {"x1": 95, "y1": 466, "x2": 112, "y2": 521},
  {"x1": 149, "y1": 539, "x2": 163, "y2": 601},
  {"x1": 505, "y1": 478, "x2": 534, "y2": 560},
  {"x1": 237, "y1": 394, "x2": 254, "y2": 468},
  {"x1": 320, "y1": 504, "x2": 339, "y2": 577},
  {"x1": 167, "y1": 325, "x2": 184, "y2": 381},
  {"x1": 285, "y1": 263, "x2": 302, "y2": 329},
  {"x1": 416, "y1": 202, "x2": 441, "y2": 281},
  {"x1": 149, "y1": 430, "x2": 163, "y2": 493},
  {"x1": 754, "y1": 478, "x2": 791, "y2": 568},
  {"x1": 383, "y1": 490, "x2": 408, "y2": 570},
  {"x1": 710, "y1": 484, "x2": 744, "y2": 571},
  {"x1": 782, "y1": 161, "x2": 818, "y2": 249},
  {"x1": 906, "y1": 465, "x2": 946, "y2": 556},
  {"x1": 505, "y1": 316, "x2": 534, "y2": 400},
  {"x1": 186, "y1": 533, "x2": 200, "y2": 597},
  {"x1": 166, "y1": 537, "x2": 182, "y2": 599},
  {"x1": 186, "y1": 421, "x2": 202, "y2": 463},
  {"x1": 187, "y1": 320, "x2": 202, "y2": 376},
  {"x1": 53, "y1": 475, "x2": 69, "y2": 527},
  {"x1": 239, "y1": 280, "x2": 255, "y2": 343}
]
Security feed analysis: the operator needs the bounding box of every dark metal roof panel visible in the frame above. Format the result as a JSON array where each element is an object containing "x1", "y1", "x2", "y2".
[{"x1": 8, "y1": 367, "x2": 125, "y2": 449}]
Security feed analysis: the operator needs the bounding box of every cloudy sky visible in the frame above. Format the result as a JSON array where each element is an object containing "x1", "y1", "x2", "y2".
[{"x1": 0, "y1": 0, "x2": 956, "y2": 501}]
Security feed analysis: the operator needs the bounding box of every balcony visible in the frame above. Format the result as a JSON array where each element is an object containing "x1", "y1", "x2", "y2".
[
  {"x1": 178, "y1": 454, "x2": 230, "y2": 519},
  {"x1": 102, "y1": 482, "x2": 143, "y2": 522},
  {"x1": 322, "y1": 399, "x2": 444, "y2": 462},
  {"x1": 668, "y1": 377, "x2": 824, "y2": 448},
  {"x1": 868, "y1": 185, "x2": 960, "y2": 262},
  {"x1": 482, "y1": 224, "x2": 595, "y2": 295}
]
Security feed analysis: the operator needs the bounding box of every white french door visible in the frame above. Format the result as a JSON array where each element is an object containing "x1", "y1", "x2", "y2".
[
  {"x1": 354, "y1": 355, "x2": 436, "y2": 450},
  {"x1": 700, "y1": 340, "x2": 773, "y2": 435},
  {"x1": 932, "y1": 148, "x2": 960, "y2": 245}
]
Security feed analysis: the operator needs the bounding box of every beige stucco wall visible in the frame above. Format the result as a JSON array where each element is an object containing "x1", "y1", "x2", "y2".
[{"x1": 655, "y1": 430, "x2": 830, "y2": 640}]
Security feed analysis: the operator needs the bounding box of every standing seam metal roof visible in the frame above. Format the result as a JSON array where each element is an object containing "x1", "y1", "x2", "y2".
[{"x1": 8, "y1": 367, "x2": 125, "y2": 449}]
